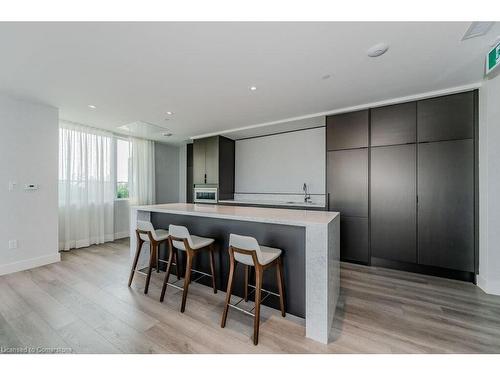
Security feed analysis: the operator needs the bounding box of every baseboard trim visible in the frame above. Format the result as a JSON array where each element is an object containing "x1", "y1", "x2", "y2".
[
  {"x1": 114, "y1": 231, "x2": 129, "y2": 240},
  {"x1": 477, "y1": 275, "x2": 500, "y2": 296},
  {"x1": 0, "y1": 253, "x2": 61, "y2": 276}
]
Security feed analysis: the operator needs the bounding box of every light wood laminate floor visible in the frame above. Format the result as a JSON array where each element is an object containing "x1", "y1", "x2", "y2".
[{"x1": 1, "y1": 238, "x2": 500, "y2": 353}]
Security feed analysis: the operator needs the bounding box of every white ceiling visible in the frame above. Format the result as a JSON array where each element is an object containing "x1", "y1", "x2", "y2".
[{"x1": 0, "y1": 22, "x2": 498, "y2": 143}]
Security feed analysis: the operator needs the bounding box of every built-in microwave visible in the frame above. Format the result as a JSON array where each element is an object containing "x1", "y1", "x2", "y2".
[{"x1": 193, "y1": 187, "x2": 218, "y2": 204}]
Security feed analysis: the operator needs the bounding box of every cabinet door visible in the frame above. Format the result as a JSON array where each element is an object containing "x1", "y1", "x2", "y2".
[
  {"x1": 417, "y1": 92, "x2": 474, "y2": 142},
  {"x1": 371, "y1": 144, "x2": 416, "y2": 263},
  {"x1": 340, "y1": 216, "x2": 369, "y2": 263},
  {"x1": 192, "y1": 139, "x2": 206, "y2": 184},
  {"x1": 371, "y1": 102, "x2": 416, "y2": 146},
  {"x1": 327, "y1": 149, "x2": 368, "y2": 217},
  {"x1": 417, "y1": 140, "x2": 474, "y2": 272},
  {"x1": 204, "y1": 136, "x2": 219, "y2": 184},
  {"x1": 326, "y1": 110, "x2": 369, "y2": 150}
]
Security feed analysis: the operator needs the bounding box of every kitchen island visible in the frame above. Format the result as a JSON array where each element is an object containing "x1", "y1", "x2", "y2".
[{"x1": 130, "y1": 203, "x2": 339, "y2": 344}]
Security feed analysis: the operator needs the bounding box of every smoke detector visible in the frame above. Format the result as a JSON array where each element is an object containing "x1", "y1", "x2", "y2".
[{"x1": 367, "y1": 43, "x2": 389, "y2": 58}]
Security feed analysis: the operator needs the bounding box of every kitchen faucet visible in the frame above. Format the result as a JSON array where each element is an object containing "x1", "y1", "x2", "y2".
[{"x1": 303, "y1": 183, "x2": 312, "y2": 203}]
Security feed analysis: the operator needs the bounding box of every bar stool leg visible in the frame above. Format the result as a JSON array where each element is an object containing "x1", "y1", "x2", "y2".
[
  {"x1": 209, "y1": 245, "x2": 217, "y2": 294},
  {"x1": 156, "y1": 242, "x2": 160, "y2": 273},
  {"x1": 160, "y1": 243, "x2": 175, "y2": 302},
  {"x1": 180, "y1": 249, "x2": 194, "y2": 313},
  {"x1": 128, "y1": 238, "x2": 144, "y2": 287},
  {"x1": 244, "y1": 265, "x2": 249, "y2": 302},
  {"x1": 221, "y1": 255, "x2": 236, "y2": 328},
  {"x1": 276, "y1": 257, "x2": 286, "y2": 317},
  {"x1": 144, "y1": 242, "x2": 156, "y2": 294},
  {"x1": 253, "y1": 267, "x2": 263, "y2": 345},
  {"x1": 175, "y1": 250, "x2": 181, "y2": 280}
]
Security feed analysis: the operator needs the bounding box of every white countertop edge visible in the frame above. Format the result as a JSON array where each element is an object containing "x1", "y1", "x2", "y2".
[
  {"x1": 132, "y1": 203, "x2": 339, "y2": 227},
  {"x1": 218, "y1": 199, "x2": 326, "y2": 208}
]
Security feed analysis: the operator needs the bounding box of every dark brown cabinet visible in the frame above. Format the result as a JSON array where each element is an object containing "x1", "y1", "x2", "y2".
[
  {"x1": 371, "y1": 144, "x2": 416, "y2": 263},
  {"x1": 326, "y1": 110, "x2": 369, "y2": 150},
  {"x1": 417, "y1": 139, "x2": 474, "y2": 272},
  {"x1": 417, "y1": 92, "x2": 474, "y2": 143},
  {"x1": 340, "y1": 216, "x2": 369, "y2": 263},
  {"x1": 192, "y1": 136, "x2": 235, "y2": 201},
  {"x1": 327, "y1": 149, "x2": 368, "y2": 217},
  {"x1": 371, "y1": 102, "x2": 416, "y2": 146}
]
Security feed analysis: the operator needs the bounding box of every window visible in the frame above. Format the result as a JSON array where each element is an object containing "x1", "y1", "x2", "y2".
[{"x1": 116, "y1": 138, "x2": 130, "y2": 199}]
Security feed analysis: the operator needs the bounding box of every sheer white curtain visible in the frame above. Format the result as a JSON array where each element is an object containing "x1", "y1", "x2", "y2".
[
  {"x1": 58, "y1": 122, "x2": 115, "y2": 251},
  {"x1": 129, "y1": 137, "x2": 156, "y2": 206}
]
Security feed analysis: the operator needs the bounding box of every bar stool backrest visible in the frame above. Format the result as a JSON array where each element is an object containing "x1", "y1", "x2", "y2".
[
  {"x1": 137, "y1": 220, "x2": 158, "y2": 241},
  {"x1": 229, "y1": 234, "x2": 263, "y2": 265},
  {"x1": 169, "y1": 224, "x2": 194, "y2": 249}
]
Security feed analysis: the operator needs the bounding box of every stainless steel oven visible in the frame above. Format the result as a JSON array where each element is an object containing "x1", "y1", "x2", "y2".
[{"x1": 193, "y1": 187, "x2": 218, "y2": 204}]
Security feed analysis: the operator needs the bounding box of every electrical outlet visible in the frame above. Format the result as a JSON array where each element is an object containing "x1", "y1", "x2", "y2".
[{"x1": 8, "y1": 240, "x2": 18, "y2": 249}]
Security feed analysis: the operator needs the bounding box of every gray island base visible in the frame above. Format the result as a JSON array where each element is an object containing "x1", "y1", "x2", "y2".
[{"x1": 130, "y1": 203, "x2": 340, "y2": 344}]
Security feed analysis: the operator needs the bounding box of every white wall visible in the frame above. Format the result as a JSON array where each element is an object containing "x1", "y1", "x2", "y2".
[
  {"x1": 0, "y1": 95, "x2": 60, "y2": 275},
  {"x1": 234, "y1": 126, "x2": 326, "y2": 195},
  {"x1": 478, "y1": 72, "x2": 500, "y2": 295}
]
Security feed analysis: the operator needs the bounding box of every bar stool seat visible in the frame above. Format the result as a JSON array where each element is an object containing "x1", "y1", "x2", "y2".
[
  {"x1": 172, "y1": 234, "x2": 214, "y2": 250},
  {"x1": 237, "y1": 245, "x2": 281, "y2": 266},
  {"x1": 139, "y1": 229, "x2": 169, "y2": 242}
]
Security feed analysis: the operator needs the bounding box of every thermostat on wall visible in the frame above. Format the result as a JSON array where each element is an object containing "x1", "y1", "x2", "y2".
[{"x1": 24, "y1": 183, "x2": 40, "y2": 191}]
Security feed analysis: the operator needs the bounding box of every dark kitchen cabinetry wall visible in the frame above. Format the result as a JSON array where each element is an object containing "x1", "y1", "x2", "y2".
[
  {"x1": 326, "y1": 110, "x2": 369, "y2": 263},
  {"x1": 326, "y1": 90, "x2": 477, "y2": 281},
  {"x1": 192, "y1": 136, "x2": 235, "y2": 201}
]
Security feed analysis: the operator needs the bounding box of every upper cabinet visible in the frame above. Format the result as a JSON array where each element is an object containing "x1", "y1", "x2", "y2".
[
  {"x1": 193, "y1": 136, "x2": 220, "y2": 185},
  {"x1": 326, "y1": 110, "x2": 369, "y2": 150},
  {"x1": 371, "y1": 102, "x2": 416, "y2": 146},
  {"x1": 417, "y1": 91, "x2": 474, "y2": 142}
]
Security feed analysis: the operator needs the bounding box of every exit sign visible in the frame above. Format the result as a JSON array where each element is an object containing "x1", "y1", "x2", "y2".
[{"x1": 486, "y1": 41, "x2": 500, "y2": 75}]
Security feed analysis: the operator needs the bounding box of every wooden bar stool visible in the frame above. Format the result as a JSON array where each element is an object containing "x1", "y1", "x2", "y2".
[
  {"x1": 221, "y1": 234, "x2": 286, "y2": 345},
  {"x1": 128, "y1": 220, "x2": 172, "y2": 295},
  {"x1": 160, "y1": 224, "x2": 217, "y2": 312}
]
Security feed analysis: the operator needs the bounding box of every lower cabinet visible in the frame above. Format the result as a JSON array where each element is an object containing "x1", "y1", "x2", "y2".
[{"x1": 340, "y1": 216, "x2": 369, "y2": 263}]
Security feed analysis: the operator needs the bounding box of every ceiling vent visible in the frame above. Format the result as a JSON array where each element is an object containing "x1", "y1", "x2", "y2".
[{"x1": 462, "y1": 22, "x2": 495, "y2": 40}]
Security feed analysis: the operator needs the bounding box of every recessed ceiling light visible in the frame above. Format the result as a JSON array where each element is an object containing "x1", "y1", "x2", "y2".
[
  {"x1": 88, "y1": 104, "x2": 96, "y2": 109},
  {"x1": 249, "y1": 86, "x2": 257, "y2": 91},
  {"x1": 166, "y1": 111, "x2": 173, "y2": 115},
  {"x1": 366, "y1": 43, "x2": 389, "y2": 58}
]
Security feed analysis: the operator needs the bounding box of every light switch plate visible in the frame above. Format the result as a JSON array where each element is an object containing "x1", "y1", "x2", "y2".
[
  {"x1": 8, "y1": 181, "x2": 17, "y2": 191},
  {"x1": 8, "y1": 240, "x2": 18, "y2": 249}
]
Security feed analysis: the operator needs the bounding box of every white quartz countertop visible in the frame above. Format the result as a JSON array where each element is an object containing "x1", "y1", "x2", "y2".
[
  {"x1": 218, "y1": 199, "x2": 325, "y2": 208},
  {"x1": 133, "y1": 203, "x2": 339, "y2": 226}
]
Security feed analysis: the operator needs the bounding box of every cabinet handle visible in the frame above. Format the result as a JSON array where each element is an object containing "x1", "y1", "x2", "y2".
[{"x1": 204, "y1": 173, "x2": 207, "y2": 184}]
